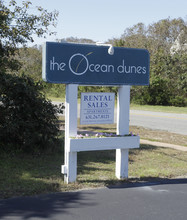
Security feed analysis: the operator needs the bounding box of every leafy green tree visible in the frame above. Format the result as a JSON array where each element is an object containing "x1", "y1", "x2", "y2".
[
  {"x1": 1, "y1": 0, "x2": 58, "y2": 72},
  {"x1": 112, "y1": 18, "x2": 187, "y2": 54},
  {"x1": 0, "y1": 0, "x2": 64, "y2": 154},
  {"x1": 147, "y1": 18, "x2": 187, "y2": 54},
  {"x1": 131, "y1": 50, "x2": 187, "y2": 106},
  {"x1": 16, "y1": 47, "x2": 42, "y2": 81},
  {"x1": 59, "y1": 37, "x2": 95, "y2": 44}
]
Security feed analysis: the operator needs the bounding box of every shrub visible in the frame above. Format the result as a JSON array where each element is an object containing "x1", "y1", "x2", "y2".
[{"x1": 0, "y1": 73, "x2": 64, "y2": 154}]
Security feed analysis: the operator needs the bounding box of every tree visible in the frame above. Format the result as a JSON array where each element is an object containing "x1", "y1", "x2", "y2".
[
  {"x1": 0, "y1": 0, "x2": 58, "y2": 72},
  {"x1": 147, "y1": 18, "x2": 187, "y2": 54},
  {"x1": 15, "y1": 46, "x2": 42, "y2": 80},
  {"x1": 112, "y1": 18, "x2": 187, "y2": 53},
  {"x1": 0, "y1": 0, "x2": 64, "y2": 154},
  {"x1": 59, "y1": 37, "x2": 95, "y2": 44},
  {"x1": 131, "y1": 50, "x2": 187, "y2": 106}
]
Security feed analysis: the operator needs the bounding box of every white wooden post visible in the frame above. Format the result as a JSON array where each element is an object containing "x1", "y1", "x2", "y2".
[
  {"x1": 63, "y1": 84, "x2": 78, "y2": 183},
  {"x1": 116, "y1": 85, "x2": 131, "y2": 179}
]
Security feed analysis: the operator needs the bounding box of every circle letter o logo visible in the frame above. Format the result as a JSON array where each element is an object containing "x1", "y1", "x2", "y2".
[{"x1": 69, "y1": 53, "x2": 89, "y2": 75}]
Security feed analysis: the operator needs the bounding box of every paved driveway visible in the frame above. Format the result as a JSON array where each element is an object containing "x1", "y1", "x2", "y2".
[{"x1": 1, "y1": 179, "x2": 186, "y2": 220}]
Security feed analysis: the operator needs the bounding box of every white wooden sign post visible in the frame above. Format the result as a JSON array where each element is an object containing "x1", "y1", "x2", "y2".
[
  {"x1": 42, "y1": 41, "x2": 149, "y2": 184},
  {"x1": 116, "y1": 85, "x2": 131, "y2": 179},
  {"x1": 62, "y1": 84, "x2": 78, "y2": 183},
  {"x1": 61, "y1": 84, "x2": 139, "y2": 183}
]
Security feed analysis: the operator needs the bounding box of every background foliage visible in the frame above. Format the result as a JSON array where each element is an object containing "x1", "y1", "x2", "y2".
[
  {"x1": 15, "y1": 19, "x2": 187, "y2": 106},
  {"x1": 111, "y1": 18, "x2": 187, "y2": 106}
]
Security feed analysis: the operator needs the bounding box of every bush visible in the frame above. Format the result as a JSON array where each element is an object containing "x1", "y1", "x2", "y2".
[
  {"x1": 131, "y1": 51, "x2": 187, "y2": 107},
  {"x1": 0, "y1": 73, "x2": 64, "y2": 154},
  {"x1": 131, "y1": 76, "x2": 171, "y2": 106},
  {"x1": 169, "y1": 96, "x2": 187, "y2": 107}
]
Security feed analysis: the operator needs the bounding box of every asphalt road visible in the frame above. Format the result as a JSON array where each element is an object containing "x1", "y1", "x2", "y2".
[
  {"x1": 130, "y1": 110, "x2": 187, "y2": 135},
  {"x1": 53, "y1": 101, "x2": 187, "y2": 135},
  {"x1": 1, "y1": 179, "x2": 187, "y2": 220}
]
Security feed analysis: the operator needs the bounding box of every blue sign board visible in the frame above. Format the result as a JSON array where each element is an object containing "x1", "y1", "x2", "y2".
[{"x1": 42, "y1": 42, "x2": 150, "y2": 85}]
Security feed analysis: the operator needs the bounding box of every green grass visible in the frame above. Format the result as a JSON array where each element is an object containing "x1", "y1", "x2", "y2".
[
  {"x1": 1, "y1": 101, "x2": 186, "y2": 199},
  {"x1": 0, "y1": 142, "x2": 186, "y2": 199},
  {"x1": 130, "y1": 103, "x2": 187, "y2": 114},
  {"x1": 46, "y1": 96, "x2": 65, "y2": 102}
]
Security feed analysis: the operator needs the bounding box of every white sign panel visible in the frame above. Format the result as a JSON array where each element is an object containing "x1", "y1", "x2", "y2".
[{"x1": 80, "y1": 92, "x2": 115, "y2": 125}]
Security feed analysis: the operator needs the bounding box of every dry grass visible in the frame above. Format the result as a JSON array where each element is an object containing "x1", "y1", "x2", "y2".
[{"x1": 77, "y1": 122, "x2": 187, "y2": 147}]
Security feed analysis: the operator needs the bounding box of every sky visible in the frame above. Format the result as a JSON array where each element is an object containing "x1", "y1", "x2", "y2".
[{"x1": 10, "y1": 0, "x2": 187, "y2": 46}]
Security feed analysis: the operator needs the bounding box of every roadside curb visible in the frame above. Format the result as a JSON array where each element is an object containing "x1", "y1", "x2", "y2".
[{"x1": 140, "y1": 139, "x2": 187, "y2": 151}]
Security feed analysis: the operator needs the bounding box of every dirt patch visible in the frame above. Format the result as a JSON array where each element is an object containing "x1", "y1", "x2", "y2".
[{"x1": 140, "y1": 139, "x2": 187, "y2": 151}]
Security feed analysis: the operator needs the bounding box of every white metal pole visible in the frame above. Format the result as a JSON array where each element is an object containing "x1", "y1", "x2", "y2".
[
  {"x1": 64, "y1": 84, "x2": 78, "y2": 183},
  {"x1": 116, "y1": 85, "x2": 131, "y2": 179}
]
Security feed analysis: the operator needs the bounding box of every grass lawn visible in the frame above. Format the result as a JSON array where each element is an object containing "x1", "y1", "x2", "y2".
[
  {"x1": 130, "y1": 103, "x2": 187, "y2": 114},
  {"x1": 1, "y1": 112, "x2": 186, "y2": 199},
  {"x1": 0, "y1": 135, "x2": 186, "y2": 199}
]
